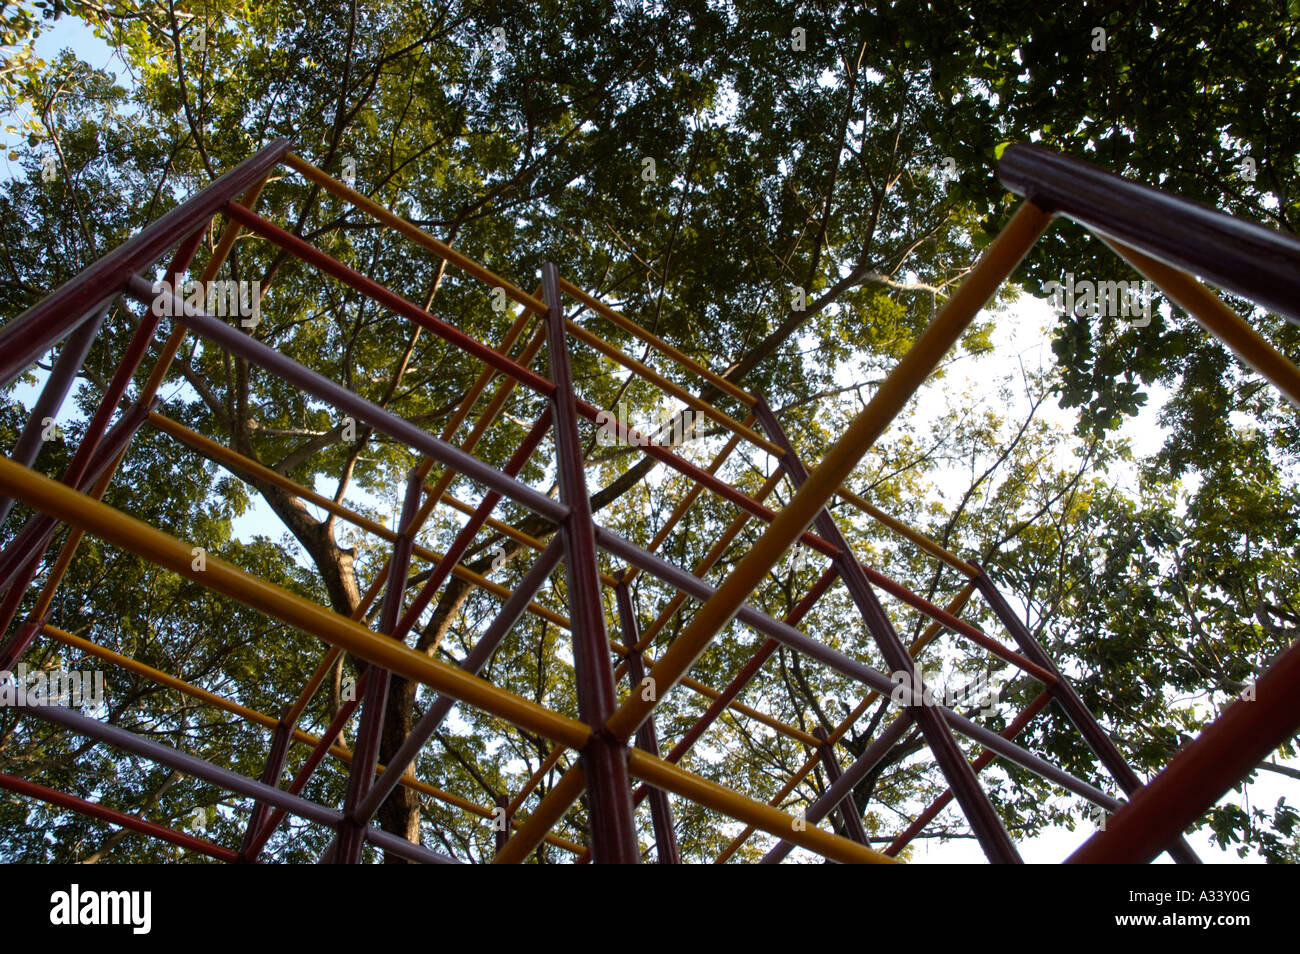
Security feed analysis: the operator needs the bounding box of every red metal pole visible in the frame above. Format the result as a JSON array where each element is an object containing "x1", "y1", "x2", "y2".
[
  {"x1": 245, "y1": 671, "x2": 369, "y2": 858},
  {"x1": 1068, "y1": 632, "x2": 1300, "y2": 863},
  {"x1": 222, "y1": 202, "x2": 556, "y2": 397},
  {"x1": 0, "y1": 771, "x2": 240, "y2": 863},
  {"x1": 494, "y1": 794, "x2": 511, "y2": 856},
  {"x1": 616, "y1": 581, "x2": 680, "y2": 864},
  {"x1": 542, "y1": 262, "x2": 639, "y2": 864}
]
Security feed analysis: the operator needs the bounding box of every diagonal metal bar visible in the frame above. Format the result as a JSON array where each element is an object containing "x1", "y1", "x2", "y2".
[
  {"x1": 811, "y1": 726, "x2": 871, "y2": 846},
  {"x1": 0, "y1": 139, "x2": 291, "y2": 389},
  {"x1": 616, "y1": 581, "x2": 679, "y2": 864},
  {"x1": 753, "y1": 397, "x2": 1021, "y2": 862},
  {"x1": 762, "y1": 713, "x2": 915, "y2": 863},
  {"x1": 1, "y1": 684, "x2": 459, "y2": 864},
  {"x1": 970, "y1": 565, "x2": 1200, "y2": 864},
  {"x1": 238, "y1": 705, "x2": 296, "y2": 862}
]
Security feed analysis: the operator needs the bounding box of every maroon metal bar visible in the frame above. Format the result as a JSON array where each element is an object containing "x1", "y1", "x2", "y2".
[
  {"x1": 222, "y1": 201, "x2": 556, "y2": 397},
  {"x1": 0, "y1": 223, "x2": 206, "y2": 642},
  {"x1": 238, "y1": 706, "x2": 296, "y2": 862},
  {"x1": 855, "y1": 563, "x2": 1055, "y2": 684},
  {"x1": 1, "y1": 684, "x2": 458, "y2": 863},
  {"x1": 542, "y1": 262, "x2": 639, "y2": 864},
  {"x1": 494, "y1": 794, "x2": 511, "y2": 856},
  {"x1": 1069, "y1": 631, "x2": 1300, "y2": 863},
  {"x1": 0, "y1": 304, "x2": 107, "y2": 527},
  {"x1": 0, "y1": 400, "x2": 155, "y2": 666},
  {"x1": 752, "y1": 397, "x2": 1021, "y2": 863},
  {"x1": 616, "y1": 581, "x2": 679, "y2": 864},
  {"x1": 970, "y1": 565, "x2": 1200, "y2": 864},
  {"x1": 0, "y1": 770, "x2": 240, "y2": 863},
  {"x1": 0, "y1": 139, "x2": 291, "y2": 389},
  {"x1": 391, "y1": 409, "x2": 552, "y2": 641},
  {"x1": 335, "y1": 469, "x2": 424, "y2": 863},
  {"x1": 812, "y1": 726, "x2": 870, "y2": 845},
  {"x1": 886, "y1": 690, "x2": 1052, "y2": 856}
]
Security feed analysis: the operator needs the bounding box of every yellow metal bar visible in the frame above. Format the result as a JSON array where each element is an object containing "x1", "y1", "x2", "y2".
[
  {"x1": 285, "y1": 153, "x2": 547, "y2": 316},
  {"x1": 626, "y1": 749, "x2": 896, "y2": 863},
  {"x1": 506, "y1": 745, "x2": 569, "y2": 817},
  {"x1": 39, "y1": 622, "x2": 584, "y2": 854},
  {"x1": 565, "y1": 319, "x2": 783, "y2": 456},
  {"x1": 603, "y1": 200, "x2": 1053, "y2": 745},
  {"x1": 147, "y1": 412, "x2": 571, "y2": 629},
  {"x1": 493, "y1": 742, "x2": 899, "y2": 864},
  {"x1": 677, "y1": 676, "x2": 819, "y2": 747},
  {"x1": 1102, "y1": 236, "x2": 1300, "y2": 408},
  {"x1": 493, "y1": 762, "x2": 589, "y2": 863},
  {"x1": 0, "y1": 456, "x2": 592, "y2": 751},
  {"x1": 714, "y1": 582, "x2": 977, "y2": 862},
  {"x1": 559, "y1": 277, "x2": 758, "y2": 407},
  {"x1": 835, "y1": 487, "x2": 978, "y2": 578}
]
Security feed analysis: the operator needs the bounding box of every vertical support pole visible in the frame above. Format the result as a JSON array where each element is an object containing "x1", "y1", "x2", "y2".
[
  {"x1": 238, "y1": 705, "x2": 295, "y2": 861},
  {"x1": 616, "y1": 580, "x2": 680, "y2": 864},
  {"x1": 541, "y1": 262, "x2": 639, "y2": 864},
  {"x1": 752, "y1": 397, "x2": 1021, "y2": 863},
  {"x1": 970, "y1": 565, "x2": 1201, "y2": 865},
  {"x1": 494, "y1": 794, "x2": 511, "y2": 856},
  {"x1": 811, "y1": 727, "x2": 870, "y2": 845},
  {"x1": 335, "y1": 468, "x2": 423, "y2": 863}
]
